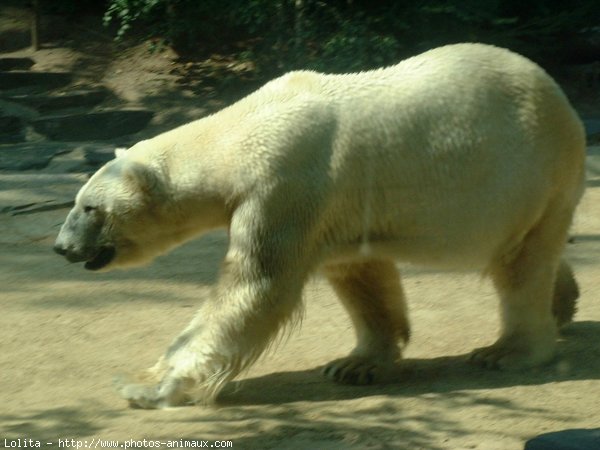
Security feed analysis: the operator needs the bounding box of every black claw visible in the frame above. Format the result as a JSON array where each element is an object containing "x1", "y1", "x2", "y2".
[
  {"x1": 332, "y1": 366, "x2": 342, "y2": 380},
  {"x1": 323, "y1": 365, "x2": 339, "y2": 379}
]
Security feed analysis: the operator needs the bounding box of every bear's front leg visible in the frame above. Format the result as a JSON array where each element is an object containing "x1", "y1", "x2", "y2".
[{"x1": 116, "y1": 219, "x2": 310, "y2": 408}]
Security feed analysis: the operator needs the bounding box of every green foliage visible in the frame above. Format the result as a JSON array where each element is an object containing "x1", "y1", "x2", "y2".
[
  {"x1": 101, "y1": 0, "x2": 163, "y2": 43},
  {"x1": 312, "y1": 16, "x2": 401, "y2": 72},
  {"x1": 99, "y1": 0, "x2": 600, "y2": 74}
]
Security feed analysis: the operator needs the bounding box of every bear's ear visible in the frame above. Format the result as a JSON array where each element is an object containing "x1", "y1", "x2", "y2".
[
  {"x1": 124, "y1": 162, "x2": 165, "y2": 198},
  {"x1": 115, "y1": 147, "x2": 127, "y2": 158}
]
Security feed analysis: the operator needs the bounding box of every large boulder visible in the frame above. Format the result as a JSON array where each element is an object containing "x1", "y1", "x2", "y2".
[
  {"x1": 0, "y1": 57, "x2": 35, "y2": 71},
  {"x1": 0, "y1": 142, "x2": 73, "y2": 170},
  {"x1": 32, "y1": 110, "x2": 154, "y2": 141},
  {"x1": 525, "y1": 428, "x2": 600, "y2": 450},
  {"x1": 0, "y1": 71, "x2": 71, "y2": 91},
  {"x1": 6, "y1": 87, "x2": 110, "y2": 113}
]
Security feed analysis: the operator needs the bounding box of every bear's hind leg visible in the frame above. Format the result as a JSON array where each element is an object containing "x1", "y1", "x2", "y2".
[
  {"x1": 470, "y1": 204, "x2": 576, "y2": 370},
  {"x1": 322, "y1": 259, "x2": 410, "y2": 384},
  {"x1": 552, "y1": 259, "x2": 579, "y2": 328}
]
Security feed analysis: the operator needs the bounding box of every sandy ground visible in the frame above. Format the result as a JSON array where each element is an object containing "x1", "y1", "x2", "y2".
[{"x1": 0, "y1": 150, "x2": 598, "y2": 449}]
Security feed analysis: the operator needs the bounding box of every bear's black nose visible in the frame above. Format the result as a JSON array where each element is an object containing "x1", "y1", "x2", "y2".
[{"x1": 53, "y1": 243, "x2": 67, "y2": 256}]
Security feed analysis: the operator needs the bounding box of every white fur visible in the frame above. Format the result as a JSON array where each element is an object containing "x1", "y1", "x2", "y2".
[{"x1": 58, "y1": 44, "x2": 586, "y2": 408}]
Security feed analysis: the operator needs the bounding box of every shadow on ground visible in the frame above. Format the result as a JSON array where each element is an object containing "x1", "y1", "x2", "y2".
[
  {"x1": 0, "y1": 404, "x2": 124, "y2": 440},
  {"x1": 220, "y1": 321, "x2": 600, "y2": 407}
]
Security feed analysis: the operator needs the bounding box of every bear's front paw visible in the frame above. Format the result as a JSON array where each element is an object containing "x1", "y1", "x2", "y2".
[
  {"x1": 322, "y1": 356, "x2": 395, "y2": 385},
  {"x1": 113, "y1": 375, "x2": 190, "y2": 409}
]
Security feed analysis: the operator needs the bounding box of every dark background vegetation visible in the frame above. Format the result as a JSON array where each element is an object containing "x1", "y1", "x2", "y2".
[{"x1": 37, "y1": 0, "x2": 600, "y2": 77}]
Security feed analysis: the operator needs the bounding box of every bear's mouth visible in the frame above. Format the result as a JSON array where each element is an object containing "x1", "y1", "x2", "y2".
[{"x1": 84, "y1": 246, "x2": 116, "y2": 271}]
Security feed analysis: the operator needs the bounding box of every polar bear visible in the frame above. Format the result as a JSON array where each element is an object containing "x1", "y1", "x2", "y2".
[{"x1": 54, "y1": 43, "x2": 585, "y2": 408}]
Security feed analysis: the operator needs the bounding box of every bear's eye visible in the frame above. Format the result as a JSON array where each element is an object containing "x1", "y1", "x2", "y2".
[{"x1": 83, "y1": 206, "x2": 96, "y2": 213}]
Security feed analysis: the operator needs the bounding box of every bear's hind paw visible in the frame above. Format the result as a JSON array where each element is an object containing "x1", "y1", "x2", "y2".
[{"x1": 469, "y1": 332, "x2": 556, "y2": 371}]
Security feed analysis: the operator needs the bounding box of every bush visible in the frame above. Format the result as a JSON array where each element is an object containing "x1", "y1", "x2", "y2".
[{"x1": 100, "y1": 0, "x2": 600, "y2": 72}]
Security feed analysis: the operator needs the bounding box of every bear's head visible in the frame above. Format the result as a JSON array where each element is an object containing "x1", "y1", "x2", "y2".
[{"x1": 54, "y1": 150, "x2": 172, "y2": 271}]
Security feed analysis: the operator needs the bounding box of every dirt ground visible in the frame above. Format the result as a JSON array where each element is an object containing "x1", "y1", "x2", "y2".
[
  {"x1": 1, "y1": 171, "x2": 600, "y2": 450},
  {"x1": 2, "y1": 10, "x2": 600, "y2": 450}
]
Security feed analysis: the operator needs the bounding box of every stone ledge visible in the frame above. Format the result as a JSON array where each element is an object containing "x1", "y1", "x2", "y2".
[
  {"x1": 0, "y1": 57, "x2": 35, "y2": 71},
  {"x1": 5, "y1": 87, "x2": 110, "y2": 113},
  {"x1": 0, "y1": 71, "x2": 72, "y2": 90},
  {"x1": 32, "y1": 109, "x2": 154, "y2": 141}
]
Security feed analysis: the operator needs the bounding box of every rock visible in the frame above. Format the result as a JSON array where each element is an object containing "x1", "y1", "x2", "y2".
[
  {"x1": 83, "y1": 144, "x2": 119, "y2": 166},
  {"x1": 525, "y1": 428, "x2": 600, "y2": 450},
  {"x1": 10, "y1": 200, "x2": 75, "y2": 215},
  {"x1": 0, "y1": 114, "x2": 24, "y2": 143},
  {"x1": 46, "y1": 142, "x2": 120, "y2": 172},
  {"x1": 0, "y1": 97, "x2": 38, "y2": 120},
  {"x1": 0, "y1": 98, "x2": 37, "y2": 143},
  {"x1": 32, "y1": 109, "x2": 154, "y2": 141},
  {"x1": 0, "y1": 172, "x2": 86, "y2": 214},
  {"x1": 0, "y1": 142, "x2": 74, "y2": 170},
  {"x1": 0, "y1": 57, "x2": 35, "y2": 71},
  {"x1": 0, "y1": 98, "x2": 37, "y2": 144},
  {"x1": 6, "y1": 87, "x2": 110, "y2": 113},
  {"x1": 0, "y1": 71, "x2": 72, "y2": 91}
]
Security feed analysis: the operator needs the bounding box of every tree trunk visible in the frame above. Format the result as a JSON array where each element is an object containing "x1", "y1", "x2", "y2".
[
  {"x1": 31, "y1": 0, "x2": 40, "y2": 51},
  {"x1": 294, "y1": 0, "x2": 305, "y2": 66}
]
